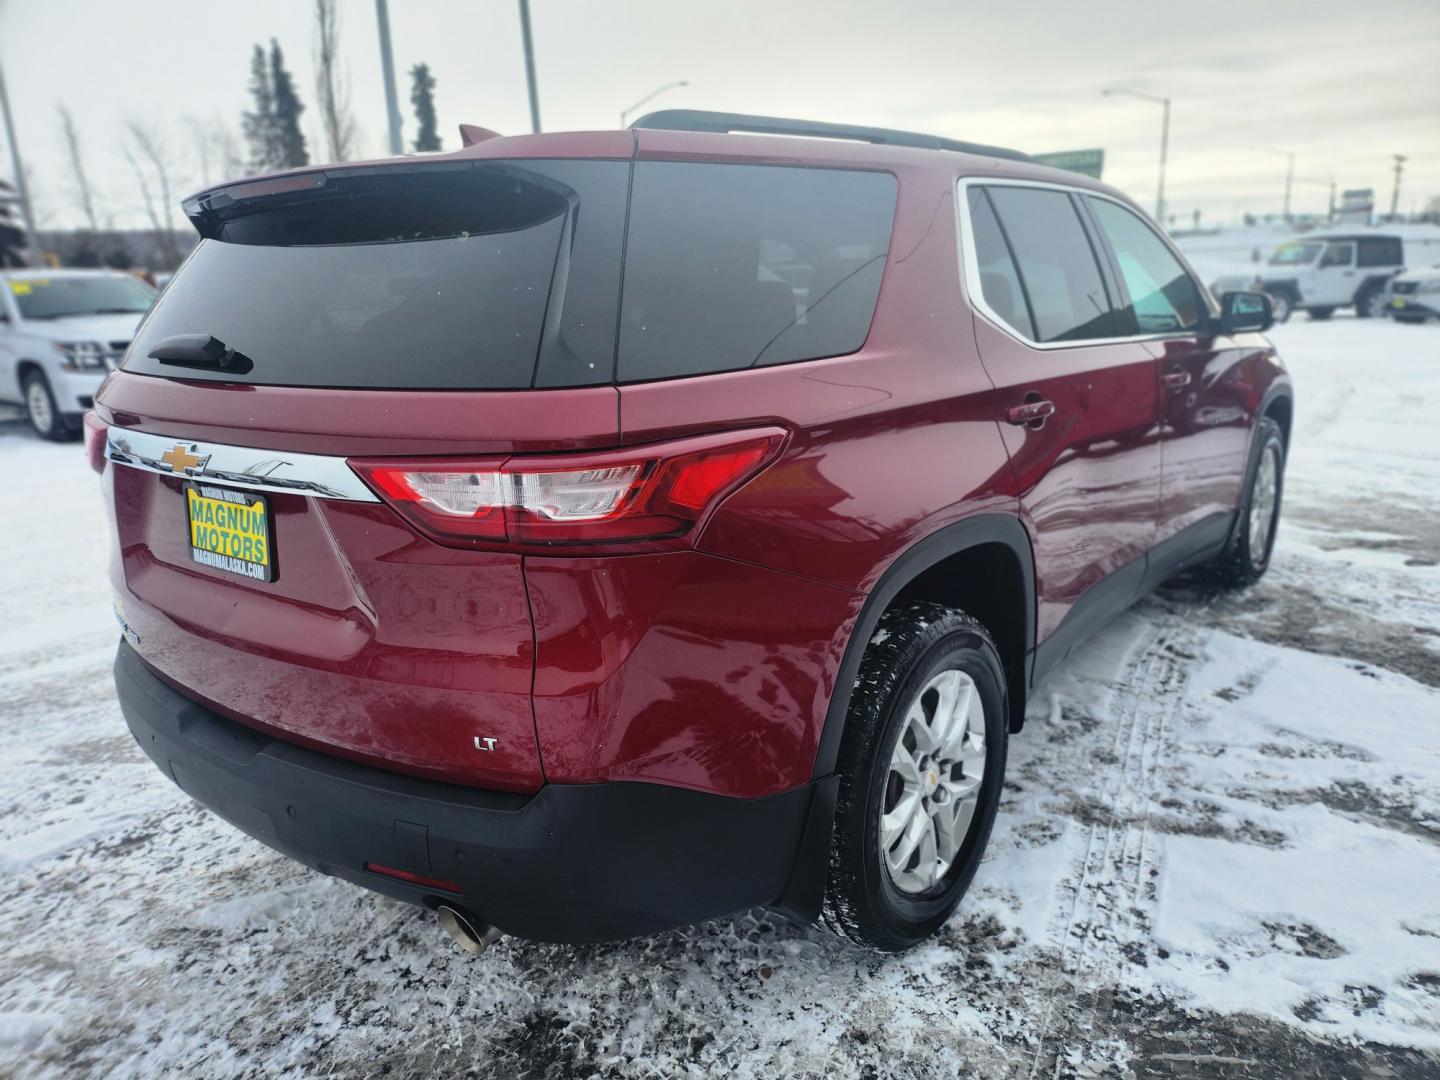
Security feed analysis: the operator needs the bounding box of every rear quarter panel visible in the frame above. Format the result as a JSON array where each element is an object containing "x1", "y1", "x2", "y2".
[{"x1": 528, "y1": 153, "x2": 1021, "y2": 797}]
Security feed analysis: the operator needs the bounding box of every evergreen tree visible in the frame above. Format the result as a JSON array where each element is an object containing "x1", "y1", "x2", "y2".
[
  {"x1": 410, "y1": 64, "x2": 440, "y2": 152},
  {"x1": 242, "y1": 44, "x2": 277, "y2": 172},
  {"x1": 269, "y1": 40, "x2": 310, "y2": 168}
]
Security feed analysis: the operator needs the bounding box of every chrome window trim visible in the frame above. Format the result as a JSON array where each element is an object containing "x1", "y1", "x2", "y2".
[
  {"x1": 954, "y1": 175, "x2": 1213, "y2": 352},
  {"x1": 105, "y1": 427, "x2": 379, "y2": 502}
]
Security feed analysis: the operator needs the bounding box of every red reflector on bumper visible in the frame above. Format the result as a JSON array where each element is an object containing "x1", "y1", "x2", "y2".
[{"x1": 364, "y1": 862, "x2": 461, "y2": 893}]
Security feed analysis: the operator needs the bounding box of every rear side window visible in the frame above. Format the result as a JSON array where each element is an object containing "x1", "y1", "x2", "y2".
[
  {"x1": 966, "y1": 188, "x2": 1034, "y2": 339},
  {"x1": 617, "y1": 163, "x2": 896, "y2": 382},
  {"x1": 983, "y1": 186, "x2": 1116, "y2": 343},
  {"x1": 1087, "y1": 197, "x2": 1204, "y2": 333},
  {"x1": 1357, "y1": 237, "x2": 1402, "y2": 268},
  {"x1": 125, "y1": 160, "x2": 629, "y2": 389}
]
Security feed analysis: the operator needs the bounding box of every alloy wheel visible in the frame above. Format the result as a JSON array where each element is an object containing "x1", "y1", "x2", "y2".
[
  {"x1": 882, "y1": 668, "x2": 987, "y2": 894},
  {"x1": 1249, "y1": 444, "x2": 1280, "y2": 559}
]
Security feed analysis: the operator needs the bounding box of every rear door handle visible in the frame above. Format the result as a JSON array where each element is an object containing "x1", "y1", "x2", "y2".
[
  {"x1": 1005, "y1": 399, "x2": 1056, "y2": 426},
  {"x1": 1162, "y1": 371, "x2": 1191, "y2": 390}
]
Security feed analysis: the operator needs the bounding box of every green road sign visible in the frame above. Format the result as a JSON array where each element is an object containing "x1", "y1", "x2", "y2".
[{"x1": 1033, "y1": 149, "x2": 1105, "y2": 179}]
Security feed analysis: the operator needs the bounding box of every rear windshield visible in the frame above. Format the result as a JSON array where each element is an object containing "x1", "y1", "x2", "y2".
[
  {"x1": 123, "y1": 159, "x2": 895, "y2": 390},
  {"x1": 617, "y1": 163, "x2": 896, "y2": 382},
  {"x1": 124, "y1": 161, "x2": 629, "y2": 389}
]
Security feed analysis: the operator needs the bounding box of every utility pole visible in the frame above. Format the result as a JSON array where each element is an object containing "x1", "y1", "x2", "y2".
[
  {"x1": 1390, "y1": 154, "x2": 1407, "y2": 220},
  {"x1": 0, "y1": 57, "x2": 39, "y2": 266},
  {"x1": 518, "y1": 0, "x2": 541, "y2": 133},
  {"x1": 1101, "y1": 88, "x2": 1170, "y2": 225},
  {"x1": 375, "y1": 0, "x2": 403, "y2": 155}
]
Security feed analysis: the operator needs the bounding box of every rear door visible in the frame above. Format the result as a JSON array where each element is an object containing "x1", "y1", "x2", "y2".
[
  {"x1": 960, "y1": 181, "x2": 1161, "y2": 670},
  {"x1": 97, "y1": 154, "x2": 630, "y2": 792},
  {"x1": 1082, "y1": 194, "x2": 1251, "y2": 560}
]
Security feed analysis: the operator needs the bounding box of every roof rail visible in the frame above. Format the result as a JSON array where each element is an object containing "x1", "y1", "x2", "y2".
[{"x1": 629, "y1": 109, "x2": 1029, "y2": 163}]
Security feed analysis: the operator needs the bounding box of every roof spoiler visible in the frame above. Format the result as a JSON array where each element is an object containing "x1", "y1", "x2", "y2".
[{"x1": 629, "y1": 109, "x2": 1029, "y2": 163}]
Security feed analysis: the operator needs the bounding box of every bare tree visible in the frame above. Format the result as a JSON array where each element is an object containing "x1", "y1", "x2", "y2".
[
  {"x1": 313, "y1": 0, "x2": 356, "y2": 162},
  {"x1": 185, "y1": 115, "x2": 249, "y2": 187},
  {"x1": 122, "y1": 118, "x2": 180, "y2": 270},
  {"x1": 57, "y1": 104, "x2": 101, "y2": 235}
]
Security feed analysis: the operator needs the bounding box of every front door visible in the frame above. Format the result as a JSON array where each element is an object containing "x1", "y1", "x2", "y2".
[
  {"x1": 1306, "y1": 240, "x2": 1357, "y2": 306},
  {"x1": 960, "y1": 182, "x2": 1162, "y2": 673},
  {"x1": 1081, "y1": 194, "x2": 1252, "y2": 563}
]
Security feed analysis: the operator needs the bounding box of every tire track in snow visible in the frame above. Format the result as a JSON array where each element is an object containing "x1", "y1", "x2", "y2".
[{"x1": 1027, "y1": 616, "x2": 1194, "y2": 1077}]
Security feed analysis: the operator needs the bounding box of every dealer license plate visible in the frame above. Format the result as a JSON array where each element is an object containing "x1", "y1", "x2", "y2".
[{"x1": 185, "y1": 484, "x2": 274, "y2": 581}]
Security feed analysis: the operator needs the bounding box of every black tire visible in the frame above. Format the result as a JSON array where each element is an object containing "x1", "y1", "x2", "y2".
[
  {"x1": 1354, "y1": 282, "x2": 1385, "y2": 319},
  {"x1": 1206, "y1": 417, "x2": 1285, "y2": 587},
  {"x1": 1305, "y1": 307, "x2": 1334, "y2": 321},
  {"x1": 22, "y1": 371, "x2": 73, "y2": 442},
  {"x1": 1394, "y1": 315, "x2": 1428, "y2": 325},
  {"x1": 821, "y1": 600, "x2": 1008, "y2": 951}
]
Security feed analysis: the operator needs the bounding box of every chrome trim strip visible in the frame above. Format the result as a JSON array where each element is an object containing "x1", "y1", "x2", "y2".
[
  {"x1": 104, "y1": 427, "x2": 379, "y2": 502},
  {"x1": 954, "y1": 175, "x2": 1215, "y2": 352}
]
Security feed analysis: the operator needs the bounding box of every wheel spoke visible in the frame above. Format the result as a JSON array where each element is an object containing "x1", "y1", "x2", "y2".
[
  {"x1": 905, "y1": 699, "x2": 939, "y2": 756},
  {"x1": 880, "y1": 787, "x2": 923, "y2": 849},
  {"x1": 886, "y1": 803, "x2": 931, "y2": 878}
]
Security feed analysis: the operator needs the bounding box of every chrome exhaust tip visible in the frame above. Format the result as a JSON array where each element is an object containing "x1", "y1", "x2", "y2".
[{"x1": 436, "y1": 904, "x2": 503, "y2": 955}]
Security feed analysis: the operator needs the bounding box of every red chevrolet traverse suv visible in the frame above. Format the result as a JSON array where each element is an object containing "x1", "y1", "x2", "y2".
[{"x1": 91, "y1": 111, "x2": 1290, "y2": 952}]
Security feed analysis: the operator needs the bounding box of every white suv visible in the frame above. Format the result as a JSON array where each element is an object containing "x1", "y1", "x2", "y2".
[{"x1": 0, "y1": 269, "x2": 156, "y2": 439}]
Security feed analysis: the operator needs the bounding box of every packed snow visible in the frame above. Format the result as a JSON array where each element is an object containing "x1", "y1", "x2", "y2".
[{"x1": 1, "y1": 316, "x2": 1438, "y2": 1078}]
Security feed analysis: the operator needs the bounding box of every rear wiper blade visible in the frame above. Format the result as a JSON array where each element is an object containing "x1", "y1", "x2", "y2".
[{"x1": 148, "y1": 333, "x2": 254, "y2": 374}]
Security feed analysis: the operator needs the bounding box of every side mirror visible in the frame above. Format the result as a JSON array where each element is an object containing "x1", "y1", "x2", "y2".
[{"x1": 1219, "y1": 290, "x2": 1274, "y2": 334}]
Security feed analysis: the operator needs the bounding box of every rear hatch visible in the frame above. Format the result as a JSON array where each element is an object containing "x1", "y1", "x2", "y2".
[{"x1": 96, "y1": 151, "x2": 630, "y2": 792}]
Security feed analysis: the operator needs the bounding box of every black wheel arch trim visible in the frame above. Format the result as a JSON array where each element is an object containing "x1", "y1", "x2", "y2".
[
  {"x1": 809, "y1": 512, "x2": 1035, "y2": 784},
  {"x1": 1219, "y1": 380, "x2": 1293, "y2": 556}
]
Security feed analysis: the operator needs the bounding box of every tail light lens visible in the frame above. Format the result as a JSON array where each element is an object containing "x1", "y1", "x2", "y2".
[
  {"x1": 351, "y1": 427, "x2": 786, "y2": 552},
  {"x1": 82, "y1": 410, "x2": 108, "y2": 474}
]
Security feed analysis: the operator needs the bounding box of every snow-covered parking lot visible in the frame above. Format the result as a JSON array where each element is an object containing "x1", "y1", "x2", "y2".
[{"x1": 2, "y1": 318, "x2": 1438, "y2": 1078}]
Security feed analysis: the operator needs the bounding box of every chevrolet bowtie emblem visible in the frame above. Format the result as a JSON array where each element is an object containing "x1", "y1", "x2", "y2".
[{"x1": 159, "y1": 443, "x2": 210, "y2": 476}]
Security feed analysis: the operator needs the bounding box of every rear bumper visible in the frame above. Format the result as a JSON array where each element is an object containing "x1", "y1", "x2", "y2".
[{"x1": 115, "y1": 639, "x2": 827, "y2": 943}]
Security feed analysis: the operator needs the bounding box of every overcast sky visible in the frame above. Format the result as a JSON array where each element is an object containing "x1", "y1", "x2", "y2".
[{"x1": 2, "y1": 0, "x2": 1438, "y2": 231}]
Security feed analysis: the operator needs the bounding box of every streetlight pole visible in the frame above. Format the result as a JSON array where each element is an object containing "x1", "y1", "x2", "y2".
[
  {"x1": 518, "y1": 0, "x2": 542, "y2": 134},
  {"x1": 0, "y1": 57, "x2": 39, "y2": 266},
  {"x1": 1102, "y1": 87, "x2": 1170, "y2": 225},
  {"x1": 374, "y1": 0, "x2": 403, "y2": 154},
  {"x1": 620, "y1": 80, "x2": 689, "y2": 129}
]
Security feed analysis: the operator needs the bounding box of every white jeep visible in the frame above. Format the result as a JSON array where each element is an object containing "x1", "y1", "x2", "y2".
[{"x1": 1210, "y1": 230, "x2": 1440, "y2": 322}]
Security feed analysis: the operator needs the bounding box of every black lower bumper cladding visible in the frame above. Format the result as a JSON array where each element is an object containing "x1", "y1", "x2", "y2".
[{"x1": 114, "y1": 640, "x2": 825, "y2": 943}]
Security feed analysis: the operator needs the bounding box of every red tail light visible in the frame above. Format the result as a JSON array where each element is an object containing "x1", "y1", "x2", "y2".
[
  {"x1": 351, "y1": 428, "x2": 786, "y2": 552},
  {"x1": 83, "y1": 410, "x2": 108, "y2": 474}
]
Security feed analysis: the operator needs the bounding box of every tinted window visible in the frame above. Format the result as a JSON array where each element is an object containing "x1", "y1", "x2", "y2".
[
  {"x1": 617, "y1": 163, "x2": 896, "y2": 381},
  {"x1": 125, "y1": 161, "x2": 628, "y2": 389},
  {"x1": 1088, "y1": 197, "x2": 1204, "y2": 333},
  {"x1": 966, "y1": 188, "x2": 1034, "y2": 338},
  {"x1": 985, "y1": 186, "x2": 1115, "y2": 342},
  {"x1": 1357, "y1": 237, "x2": 1402, "y2": 268}
]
